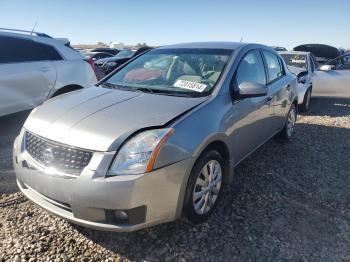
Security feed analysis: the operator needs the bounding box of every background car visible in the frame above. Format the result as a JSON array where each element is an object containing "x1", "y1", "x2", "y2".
[
  {"x1": 84, "y1": 51, "x2": 113, "y2": 62},
  {"x1": 89, "y1": 48, "x2": 120, "y2": 56},
  {"x1": 279, "y1": 51, "x2": 317, "y2": 112},
  {"x1": 95, "y1": 46, "x2": 153, "y2": 75},
  {"x1": 312, "y1": 53, "x2": 350, "y2": 98},
  {"x1": 82, "y1": 52, "x2": 114, "y2": 80},
  {"x1": 0, "y1": 29, "x2": 97, "y2": 117}
]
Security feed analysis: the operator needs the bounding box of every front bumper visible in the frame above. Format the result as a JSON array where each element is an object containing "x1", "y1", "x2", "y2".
[{"x1": 13, "y1": 131, "x2": 193, "y2": 232}]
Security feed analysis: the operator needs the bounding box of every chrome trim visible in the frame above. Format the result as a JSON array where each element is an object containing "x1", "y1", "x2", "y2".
[{"x1": 23, "y1": 130, "x2": 93, "y2": 178}]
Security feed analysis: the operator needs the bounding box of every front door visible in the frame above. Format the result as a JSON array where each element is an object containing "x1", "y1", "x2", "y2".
[{"x1": 228, "y1": 49, "x2": 275, "y2": 164}]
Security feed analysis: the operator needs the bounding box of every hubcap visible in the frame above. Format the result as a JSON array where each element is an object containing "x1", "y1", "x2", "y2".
[
  {"x1": 193, "y1": 160, "x2": 222, "y2": 215},
  {"x1": 287, "y1": 107, "x2": 296, "y2": 138}
]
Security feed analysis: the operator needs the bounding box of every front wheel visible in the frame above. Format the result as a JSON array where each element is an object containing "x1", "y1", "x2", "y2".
[
  {"x1": 183, "y1": 150, "x2": 226, "y2": 223},
  {"x1": 277, "y1": 103, "x2": 297, "y2": 141}
]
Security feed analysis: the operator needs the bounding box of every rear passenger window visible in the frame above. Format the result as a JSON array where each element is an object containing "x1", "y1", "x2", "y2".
[
  {"x1": 234, "y1": 50, "x2": 266, "y2": 88},
  {"x1": 0, "y1": 36, "x2": 62, "y2": 64},
  {"x1": 262, "y1": 51, "x2": 284, "y2": 83}
]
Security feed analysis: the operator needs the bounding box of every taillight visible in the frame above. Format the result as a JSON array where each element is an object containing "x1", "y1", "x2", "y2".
[{"x1": 85, "y1": 58, "x2": 96, "y2": 72}]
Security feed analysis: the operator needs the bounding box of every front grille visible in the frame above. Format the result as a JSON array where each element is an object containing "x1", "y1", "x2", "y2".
[{"x1": 25, "y1": 131, "x2": 93, "y2": 176}]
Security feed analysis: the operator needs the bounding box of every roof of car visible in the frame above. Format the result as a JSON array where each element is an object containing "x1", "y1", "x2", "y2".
[
  {"x1": 279, "y1": 50, "x2": 310, "y2": 55},
  {"x1": 157, "y1": 42, "x2": 253, "y2": 50},
  {"x1": 0, "y1": 31, "x2": 84, "y2": 60}
]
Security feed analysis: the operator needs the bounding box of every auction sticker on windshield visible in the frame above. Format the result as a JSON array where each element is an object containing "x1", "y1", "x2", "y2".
[
  {"x1": 291, "y1": 59, "x2": 306, "y2": 64},
  {"x1": 174, "y1": 80, "x2": 207, "y2": 92}
]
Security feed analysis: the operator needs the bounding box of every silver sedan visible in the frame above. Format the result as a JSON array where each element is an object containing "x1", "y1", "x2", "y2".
[{"x1": 14, "y1": 42, "x2": 297, "y2": 232}]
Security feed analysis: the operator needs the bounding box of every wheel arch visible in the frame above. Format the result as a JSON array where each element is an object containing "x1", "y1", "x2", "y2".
[
  {"x1": 51, "y1": 84, "x2": 84, "y2": 98},
  {"x1": 191, "y1": 137, "x2": 233, "y2": 183},
  {"x1": 176, "y1": 138, "x2": 233, "y2": 220}
]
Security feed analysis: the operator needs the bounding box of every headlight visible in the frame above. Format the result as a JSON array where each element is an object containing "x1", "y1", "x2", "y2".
[{"x1": 109, "y1": 128, "x2": 174, "y2": 176}]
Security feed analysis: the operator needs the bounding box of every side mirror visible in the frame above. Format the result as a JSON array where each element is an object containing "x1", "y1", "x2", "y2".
[
  {"x1": 319, "y1": 65, "x2": 333, "y2": 71},
  {"x1": 298, "y1": 76, "x2": 307, "y2": 84},
  {"x1": 237, "y1": 81, "x2": 267, "y2": 99}
]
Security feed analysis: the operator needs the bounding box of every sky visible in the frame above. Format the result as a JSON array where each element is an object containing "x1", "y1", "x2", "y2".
[{"x1": 0, "y1": 0, "x2": 349, "y2": 49}]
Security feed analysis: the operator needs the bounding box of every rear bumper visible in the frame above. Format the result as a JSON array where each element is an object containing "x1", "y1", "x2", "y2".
[{"x1": 13, "y1": 131, "x2": 193, "y2": 232}]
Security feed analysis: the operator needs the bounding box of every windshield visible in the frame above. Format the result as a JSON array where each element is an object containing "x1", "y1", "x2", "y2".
[
  {"x1": 280, "y1": 54, "x2": 308, "y2": 70},
  {"x1": 104, "y1": 48, "x2": 232, "y2": 97},
  {"x1": 114, "y1": 49, "x2": 136, "y2": 59}
]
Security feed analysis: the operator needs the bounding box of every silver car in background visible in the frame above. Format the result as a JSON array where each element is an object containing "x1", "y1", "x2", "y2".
[
  {"x1": 279, "y1": 51, "x2": 317, "y2": 112},
  {"x1": 313, "y1": 52, "x2": 350, "y2": 98},
  {"x1": 0, "y1": 29, "x2": 97, "y2": 117},
  {"x1": 14, "y1": 42, "x2": 298, "y2": 232}
]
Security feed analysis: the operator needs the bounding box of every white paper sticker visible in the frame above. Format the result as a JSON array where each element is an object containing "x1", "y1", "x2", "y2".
[
  {"x1": 173, "y1": 80, "x2": 207, "y2": 92},
  {"x1": 291, "y1": 59, "x2": 306, "y2": 64}
]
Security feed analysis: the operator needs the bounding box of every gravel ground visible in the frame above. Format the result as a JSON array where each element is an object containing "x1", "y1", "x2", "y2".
[
  {"x1": 0, "y1": 98, "x2": 349, "y2": 261},
  {"x1": 0, "y1": 110, "x2": 30, "y2": 194}
]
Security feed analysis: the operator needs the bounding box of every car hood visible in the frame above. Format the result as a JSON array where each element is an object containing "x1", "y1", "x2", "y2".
[{"x1": 24, "y1": 87, "x2": 207, "y2": 151}]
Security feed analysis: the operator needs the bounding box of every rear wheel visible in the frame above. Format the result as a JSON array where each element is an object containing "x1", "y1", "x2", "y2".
[
  {"x1": 183, "y1": 150, "x2": 225, "y2": 223},
  {"x1": 277, "y1": 103, "x2": 297, "y2": 141},
  {"x1": 299, "y1": 88, "x2": 311, "y2": 112}
]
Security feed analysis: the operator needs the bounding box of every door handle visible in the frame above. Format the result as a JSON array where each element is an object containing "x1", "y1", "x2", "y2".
[{"x1": 265, "y1": 96, "x2": 273, "y2": 105}]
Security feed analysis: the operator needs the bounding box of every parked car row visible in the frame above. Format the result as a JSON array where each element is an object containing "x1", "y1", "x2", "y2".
[
  {"x1": 94, "y1": 46, "x2": 153, "y2": 75},
  {"x1": 77, "y1": 46, "x2": 153, "y2": 80}
]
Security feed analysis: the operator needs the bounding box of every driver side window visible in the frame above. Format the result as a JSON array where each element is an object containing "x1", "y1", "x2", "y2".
[{"x1": 234, "y1": 50, "x2": 266, "y2": 89}]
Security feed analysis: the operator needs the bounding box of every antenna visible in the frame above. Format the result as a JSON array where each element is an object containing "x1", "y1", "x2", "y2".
[{"x1": 30, "y1": 21, "x2": 37, "y2": 36}]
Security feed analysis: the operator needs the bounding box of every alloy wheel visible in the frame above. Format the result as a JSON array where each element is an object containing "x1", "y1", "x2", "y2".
[{"x1": 192, "y1": 160, "x2": 222, "y2": 215}]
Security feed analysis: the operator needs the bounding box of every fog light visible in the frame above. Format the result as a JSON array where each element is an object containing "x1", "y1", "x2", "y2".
[{"x1": 114, "y1": 210, "x2": 128, "y2": 221}]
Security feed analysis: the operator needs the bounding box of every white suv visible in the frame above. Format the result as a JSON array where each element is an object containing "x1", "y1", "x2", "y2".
[{"x1": 0, "y1": 29, "x2": 97, "y2": 117}]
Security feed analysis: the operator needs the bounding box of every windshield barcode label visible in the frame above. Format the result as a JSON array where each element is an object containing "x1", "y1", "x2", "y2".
[{"x1": 173, "y1": 80, "x2": 207, "y2": 92}]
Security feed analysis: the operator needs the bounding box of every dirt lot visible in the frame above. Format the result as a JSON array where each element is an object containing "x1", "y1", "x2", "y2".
[{"x1": 0, "y1": 98, "x2": 350, "y2": 261}]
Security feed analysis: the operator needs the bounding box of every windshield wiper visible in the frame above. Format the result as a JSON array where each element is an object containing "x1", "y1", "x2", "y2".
[{"x1": 135, "y1": 87, "x2": 155, "y2": 94}]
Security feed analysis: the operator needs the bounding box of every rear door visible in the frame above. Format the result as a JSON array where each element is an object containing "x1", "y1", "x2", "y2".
[
  {"x1": 312, "y1": 54, "x2": 350, "y2": 98},
  {"x1": 0, "y1": 35, "x2": 57, "y2": 116},
  {"x1": 261, "y1": 50, "x2": 290, "y2": 130}
]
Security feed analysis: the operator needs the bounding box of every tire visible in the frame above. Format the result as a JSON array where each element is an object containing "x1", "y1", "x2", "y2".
[
  {"x1": 299, "y1": 88, "x2": 311, "y2": 112},
  {"x1": 183, "y1": 150, "x2": 226, "y2": 223},
  {"x1": 277, "y1": 103, "x2": 297, "y2": 141}
]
